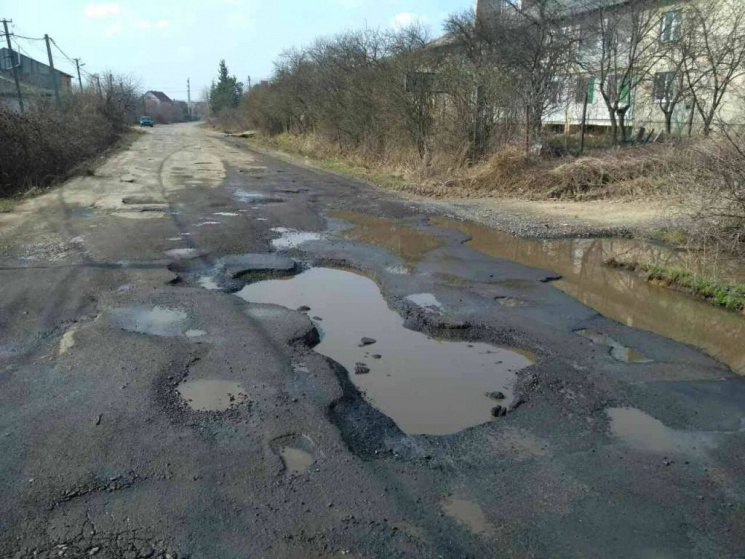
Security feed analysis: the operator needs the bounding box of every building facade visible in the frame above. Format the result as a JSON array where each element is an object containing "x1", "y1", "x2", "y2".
[{"x1": 0, "y1": 47, "x2": 73, "y2": 111}]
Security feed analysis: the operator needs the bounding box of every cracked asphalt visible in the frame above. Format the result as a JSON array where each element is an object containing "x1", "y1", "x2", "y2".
[{"x1": 1, "y1": 123, "x2": 744, "y2": 559}]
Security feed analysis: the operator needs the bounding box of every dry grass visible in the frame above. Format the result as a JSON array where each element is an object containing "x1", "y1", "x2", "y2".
[{"x1": 251, "y1": 131, "x2": 684, "y2": 203}]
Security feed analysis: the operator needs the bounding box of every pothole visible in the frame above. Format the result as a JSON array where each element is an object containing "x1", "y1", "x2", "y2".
[
  {"x1": 607, "y1": 407, "x2": 717, "y2": 455},
  {"x1": 270, "y1": 228, "x2": 323, "y2": 250},
  {"x1": 280, "y1": 446, "x2": 315, "y2": 474},
  {"x1": 234, "y1": 189, "x2": 285, "y2": 204},
  {"x1": 110, "y1": 306, "x2": 188, "y2": 337},
  {"x1": 576, "y1": 329, "x2": 652, "y2": 363},
  {"x1": 442, "y1": 496, "x2": 491, "y2": 535},
  {"x1": 237, "y1": 268, "x2": 534, "y2": 435},
  {"x1": 177, "y1": 379, "x2": 248, "y2": 412}
]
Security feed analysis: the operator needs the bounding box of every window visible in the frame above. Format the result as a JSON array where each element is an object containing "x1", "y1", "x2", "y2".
[
  {"x1": 574, "y1": 76, "x2": 595, "y2": 104},
  {"x1": 660, "y1": 10, "x2": 682, "y2": 43},
  {"x1": 653, "y1": 71, "x2": 675, "y2": 101}
]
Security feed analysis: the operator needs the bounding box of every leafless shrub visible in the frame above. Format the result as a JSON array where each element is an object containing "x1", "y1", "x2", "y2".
[
  {"x1": 0, "y1": 74, "x2": 140, "y2": 196},
  {"x1": 675, "y1": 134, "x2": 745, "y2": 255}
]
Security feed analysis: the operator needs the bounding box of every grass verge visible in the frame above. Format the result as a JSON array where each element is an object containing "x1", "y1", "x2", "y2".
[{"x1": 606, "y1": 258, "x2": 745, "y2": 313}]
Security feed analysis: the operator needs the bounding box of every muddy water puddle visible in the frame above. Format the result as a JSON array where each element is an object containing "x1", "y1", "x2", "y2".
[
  {"x1": 237, "y1": 268, "x2": 533, "y2": 435},
  {"x1": 443, "y1": 496, "x2": 491, "y2": 535},
  {"x1": 330, "y1": 211, "x2": 442, "y2": 265},
  {"x1": 280, "y1": 446, "x2": 315, "y2": 474},
  {"x1": 607, "y1": 407, "x2": 717, "y2": 455},
  {"x1": 177, "y1": 379, "x2": 248, "y2": 411},
  {"x1": 432, "y1": 217, "x2": 745, "y2": 374}
]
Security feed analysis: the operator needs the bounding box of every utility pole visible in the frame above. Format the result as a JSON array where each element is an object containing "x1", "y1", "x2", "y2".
[
  {"x1": 73, "y1": 58, "x2": 84, "y2": 90},
  {"x1": 2, "y1": 19, "x2": 24, "y2": 113},
  {"x1": 44, "y1": 34, "x2": 61, "y2": 111},
  {"x1": 187, "y1": 77, "x2": 191, "y2": 120},
  {"x1": 94, "y1": 74, "x2": 102, "y2": 97},
  {"x1": 247, "y1": 75, "x2": 251, "y2": 92}
]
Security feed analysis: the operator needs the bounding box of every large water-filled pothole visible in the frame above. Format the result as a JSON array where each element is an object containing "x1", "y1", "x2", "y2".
[{"x1": 237, "y1": 268, "x2": 534, "y2": 435}]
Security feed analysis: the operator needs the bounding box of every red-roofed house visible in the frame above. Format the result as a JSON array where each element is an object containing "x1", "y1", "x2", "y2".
[{"x1": 144, "y1": 90, "x2": 173, "y2": 104}]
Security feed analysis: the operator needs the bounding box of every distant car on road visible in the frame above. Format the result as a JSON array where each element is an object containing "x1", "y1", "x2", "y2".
[{"x1": 139, "y1": 116, "x2": 155, "y2": 127}]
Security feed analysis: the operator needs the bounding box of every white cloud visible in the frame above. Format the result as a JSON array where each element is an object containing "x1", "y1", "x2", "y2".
[
  {"x1": 105, "y1": 23, "x2": 123, "y2": 36},
  {"x1": 138, "y1": 20, "x2": 151, "y2": 29},
  {"x1": 85, "y1": 3, "x2": 121, "y2": 18},
  {"x1": 392, "y1": 12, "x2": 427, "y2": 28},
  {"x1": 155, "y1": 20, "x2": 170, "y2": 28}
]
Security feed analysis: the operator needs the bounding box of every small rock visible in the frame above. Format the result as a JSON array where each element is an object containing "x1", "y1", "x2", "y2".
[
  {"x1": 312, "y1": 316, "x2": 323, "y2": 321},
  {"x1": 95, "y1": 414, "x2": 102, "y2": 426},
  {"x1": 120, "y1": 175, "x2": 136, "y2": 183},
  {"x1": 371, "y1": 354, "x2": 382, "y2": 360},
  {"x1": 297, "y1": 306, "x2": 311, "y2": 312},
  {"x1": 359, "y1": 337, "x2": 377, "y2": 347},
  {"x1": 355, "y1": 363, "x2": 370, "y2": 375},
  {"x1": 491, "y1": 406, "x2": 507, "y2": 418},
  {"x1": 88, "y1": 547, "x2": 100, "y2": 556},
  {"x1": 485, "y1": 391, "x2": 506, "y2": 401}
]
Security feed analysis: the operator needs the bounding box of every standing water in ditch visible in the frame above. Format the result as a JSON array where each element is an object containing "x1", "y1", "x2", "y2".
[{"x1": 237, "y1": 268, "x2": 533, "y2": 435}]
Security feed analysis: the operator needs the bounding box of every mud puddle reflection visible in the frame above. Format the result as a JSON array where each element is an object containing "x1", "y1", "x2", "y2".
[
  {"x1": 237, "y1": 268, "x2": 533, "y2": 435},
  {"x1": 433, "y1": 217, "x2": 745, "y2": 374},
  {"x1": 330, "y1": 211, "x2": 442, "y2": 265}
]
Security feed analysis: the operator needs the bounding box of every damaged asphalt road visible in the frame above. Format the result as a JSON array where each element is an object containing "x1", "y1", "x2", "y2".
[{"x1": 1, "y1": 123, "x2": 744, "y2": 559}]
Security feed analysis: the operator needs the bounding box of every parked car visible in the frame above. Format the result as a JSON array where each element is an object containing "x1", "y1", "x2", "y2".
[{"x1": 139, "y1": 116, "x2": 155, "y2": 127}]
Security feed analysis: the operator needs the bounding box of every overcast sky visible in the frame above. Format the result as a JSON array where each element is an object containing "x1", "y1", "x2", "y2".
[{"x1": 3, "y1": 0, "x2": 470, "y2": 101}]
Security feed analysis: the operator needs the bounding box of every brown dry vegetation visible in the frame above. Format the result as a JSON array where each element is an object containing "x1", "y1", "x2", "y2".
[{"x1": 0, "y1": 78, "x2": 140, "y2": 198}]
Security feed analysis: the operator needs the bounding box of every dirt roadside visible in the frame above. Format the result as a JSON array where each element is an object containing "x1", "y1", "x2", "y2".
[{"x1": 238, "y1": 136, "x2": 678, "y2": 240}]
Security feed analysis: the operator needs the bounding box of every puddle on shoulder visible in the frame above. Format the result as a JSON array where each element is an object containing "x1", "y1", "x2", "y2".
[
  {"x1": 177, "y1": 379, "x2": 248, "y2": 411},
  {"x1": 237, "y1": 268, "x2": 534, "y2": 435},
  {"x1": 442, "y1": 496, "x2": 491, "y2": 535},
  {"x1": 607, "y1": 407, "x2": 717, "y2": 455},
  {"x1": 577, "y1": 329, "x2": 652, "y2": 364}
]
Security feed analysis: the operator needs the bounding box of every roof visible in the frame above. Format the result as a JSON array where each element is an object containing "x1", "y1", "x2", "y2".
[{"x1": 145, "y1": 90, "x2": 173, "y2": 103}]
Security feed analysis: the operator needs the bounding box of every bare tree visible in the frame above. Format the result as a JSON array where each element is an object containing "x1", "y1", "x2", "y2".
[
  {"x1": 445, "y1": 1, "x2": 575, "y2": 156},
  {"x1": 578, "y1": 0, "x2": 665, "y2": 143},
  {"x1": 680, "y1": 0, "x2": 745, "y2": 136}
]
